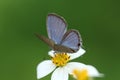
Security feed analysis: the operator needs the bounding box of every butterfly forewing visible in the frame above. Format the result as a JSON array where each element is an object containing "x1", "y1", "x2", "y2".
[
  {"x1": 35, "y1": 33, "x2": 55, "y2": 48},
  {"x1": 47, "y1": 13, "x2": 67, "y2": 44},
  {"x1": 60, "y1": 30, "x2": 82, "y2": 52}
]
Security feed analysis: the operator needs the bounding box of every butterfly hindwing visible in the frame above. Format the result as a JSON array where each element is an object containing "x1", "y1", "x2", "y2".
[{"x1": 60, "y1": 29, "x2": 82, "y2": 52}]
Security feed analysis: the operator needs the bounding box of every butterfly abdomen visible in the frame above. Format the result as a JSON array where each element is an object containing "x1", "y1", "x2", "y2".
[{"x1": 54, "y1": 44, "x2": 75, "y2": 53}]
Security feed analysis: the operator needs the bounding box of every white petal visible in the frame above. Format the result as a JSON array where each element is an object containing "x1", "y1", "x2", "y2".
[
  {"x1": 66, "y1": 62, "x2": 103, "y2": 78},
  {"x1": 48, "y1": 50, "x2": 55, "y2": 57},
  {"x1": 65, "y1": 62, "x2": 86, "y2": 74},
  {"x1": 85, "y1": 65, "x2": 104, "y2": 77},
  {"x1": 37, "y1": 60, "x2": 56, "y2": 79},
  {"x1": 51, "y1": 67, "x2": 69, "y2": 80},
  {"x1": 69, "y1": 48, "x2": 86, "y2": 60}
]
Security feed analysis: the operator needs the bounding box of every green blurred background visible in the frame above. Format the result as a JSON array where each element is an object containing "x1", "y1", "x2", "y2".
[{"x1": 0, "y1": 0, "x2": 120, "y2": 80}]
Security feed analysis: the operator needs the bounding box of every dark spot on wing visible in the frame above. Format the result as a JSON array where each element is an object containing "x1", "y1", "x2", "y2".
[{"x1": 78, "y1": 43, "x2": 80, "y2": 46}]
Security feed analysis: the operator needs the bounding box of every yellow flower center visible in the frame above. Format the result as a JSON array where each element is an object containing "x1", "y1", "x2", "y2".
[
  {"x1": 51, "y1": 53, "x2": 70, "y2": 67},
  {"x1": 72, "y1": 69, "x2": 88, "y2": 80}
]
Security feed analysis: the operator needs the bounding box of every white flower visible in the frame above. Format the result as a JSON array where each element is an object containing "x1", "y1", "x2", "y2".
[
  {"x1": 37, "y1": 48, "x2": 86, "y2": 80},
  {"x1": 70, "y1": 63, "x2": 103, "y2": 80}
]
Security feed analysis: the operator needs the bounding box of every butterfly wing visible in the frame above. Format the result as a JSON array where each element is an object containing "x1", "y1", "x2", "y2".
[
  {"x1": 60, "y1": 29, "x2": 82, "y2": 52},
  {"x1": 47, "y1": 13, "x2": 67, "y2": 44},
  {"x1": 35, "y1": 33, "x2": 55, "y2": 48}
]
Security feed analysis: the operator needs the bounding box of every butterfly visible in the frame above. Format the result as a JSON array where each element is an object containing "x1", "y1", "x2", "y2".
[{"x1": 35, "y1": 13, "x2": 82, "y2": 53}]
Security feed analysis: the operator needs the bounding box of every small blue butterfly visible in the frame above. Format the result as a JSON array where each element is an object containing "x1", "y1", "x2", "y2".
[{"x1": 35, "y1": 13, "x2": 82, "y2": 53}]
